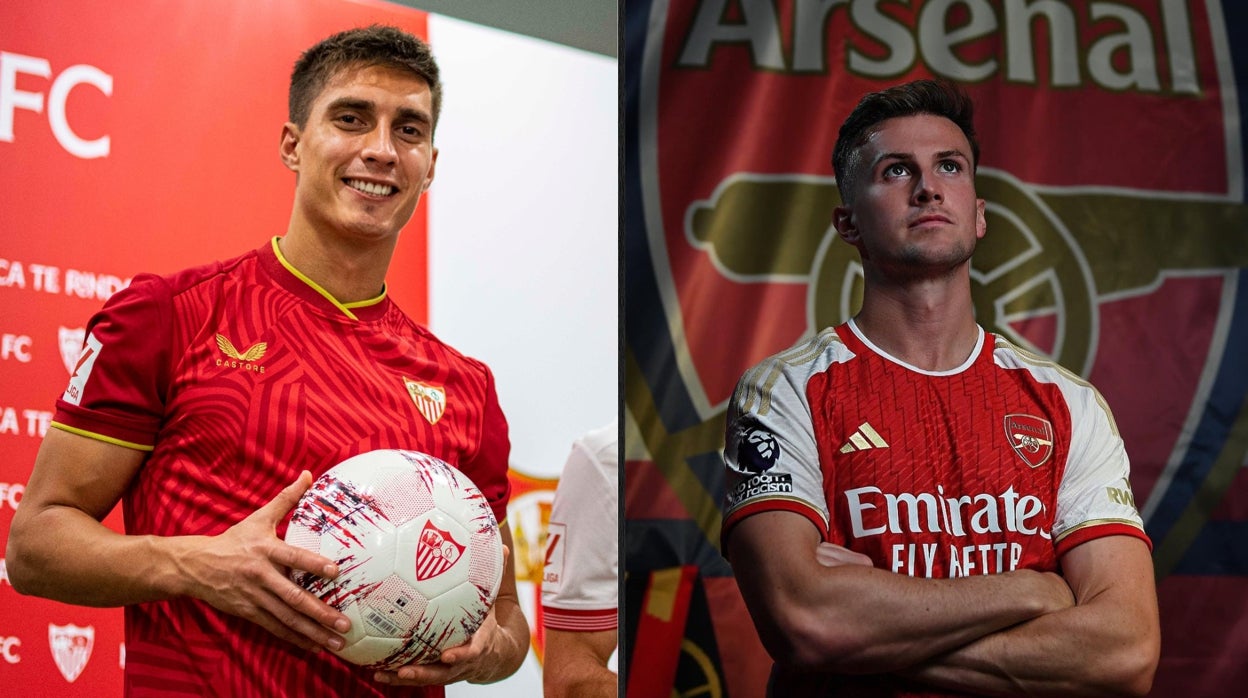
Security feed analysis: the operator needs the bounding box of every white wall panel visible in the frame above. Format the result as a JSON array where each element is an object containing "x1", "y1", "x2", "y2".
[{"x1": 428, "y1": 15, "x2": 617, "y2": 480}]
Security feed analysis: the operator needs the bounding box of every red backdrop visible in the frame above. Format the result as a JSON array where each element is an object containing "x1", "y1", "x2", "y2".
[{"x1": 1, "y1": 0, "x2": 433, "y2": 692}]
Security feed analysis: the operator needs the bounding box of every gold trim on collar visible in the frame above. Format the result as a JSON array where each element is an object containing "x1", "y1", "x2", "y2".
[{"x1": 271, "y1": 237, "x2": 389, "y2": 320}]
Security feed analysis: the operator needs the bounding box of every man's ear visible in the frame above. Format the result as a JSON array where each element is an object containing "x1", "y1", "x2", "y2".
[
  {"x1": 833, "y1": 205, "x2": 860, "y2": 245},
  {"x1": 975, "y1": 197, "x2": 987, "y2": 240},
  {"x1": 279, "y1": 122, "x2": 300, "y2": 172},
  {"x1": 421, "y1": 146, "x2": 438, "y2": 193}
]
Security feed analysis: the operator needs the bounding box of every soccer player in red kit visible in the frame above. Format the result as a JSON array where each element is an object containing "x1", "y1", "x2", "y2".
[
  {"x1": 6, "y1": 26, "x2": 529, "y2": 696},
  {"x1": 722, "y1": 81, "x2": 1160, "y2": 696}
]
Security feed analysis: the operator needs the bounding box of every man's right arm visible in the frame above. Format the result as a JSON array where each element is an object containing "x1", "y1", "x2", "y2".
[
  {"x1": 727, "y1": 509, "x2": 1074, "y2": 674},
  {"x1": 6, "y1": 427, "x2": 350, "y2": 653}
]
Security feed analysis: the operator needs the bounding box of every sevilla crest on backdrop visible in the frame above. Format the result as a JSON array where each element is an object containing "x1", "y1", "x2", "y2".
[{"x1": 284, "y1": 450, "x2": 504, "y2": 669}]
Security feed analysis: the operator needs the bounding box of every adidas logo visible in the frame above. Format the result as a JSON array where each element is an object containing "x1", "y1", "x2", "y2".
[{"x1": 839, "y1": 422, "x2": 889, "y2": 453}]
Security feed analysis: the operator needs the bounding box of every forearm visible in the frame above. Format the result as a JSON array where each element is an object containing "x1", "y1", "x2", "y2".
[
  {"x1": 730, "y1": 514, "x2": 1073, "y2": 674},
  {"x1": 464, "y1": 521, "x2": 530, "y2": 684},
  {"x1": 7, "y1": 428, "x2": 190, "y2": 606},
  {"x1": 545, "y1": 665, "x2": 617, "y2": 698},
  {"x1": 471, "y1": 594, "x2": 530, "y2": 683},
  {"x1": 773, "y1": 565, "x2": 1070, "y2": 673},
  {"x1": 13, "y1": 449, "x2": 348, "y2": 654},
  {"x1": 906, "y1": 537, "x2": 1160, "y2": 697},
  {"x1": 908, "y1": 602, "x2": 1156, "y2": 697},
  {"x1": 728, "y1": 514, "x2": 1073, "y2": 679},
  {"x1": 543, "y1": 628, "x2": 617, "y2": 698},
  {"x1": 7, "y1": 503, "x2": 194, "y2": 606}
]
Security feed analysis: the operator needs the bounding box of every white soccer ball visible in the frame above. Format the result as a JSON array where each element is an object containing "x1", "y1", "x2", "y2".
[{"x1": 285, "y1": 449, "x2": 504, "y2": 668}]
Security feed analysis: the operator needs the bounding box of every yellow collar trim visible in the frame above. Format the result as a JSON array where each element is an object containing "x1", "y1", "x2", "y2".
[{"x1": 271, "y1": 237, "x2": 387, "y2": 321}]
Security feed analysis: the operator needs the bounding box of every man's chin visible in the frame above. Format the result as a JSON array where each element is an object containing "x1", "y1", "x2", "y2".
[{"x1": 338, "y1": 216, "x2": 409, "y2": 241}]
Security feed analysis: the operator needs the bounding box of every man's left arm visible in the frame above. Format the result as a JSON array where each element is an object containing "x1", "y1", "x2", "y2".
[
  {"x1": 374, "y1": 521, "x2": 530, "y2": 686},
  {"x1": 905, "y1": 533, "x2": 1160, "y2": 697},
  {"x1": 543, "y1": 627, "x2": 617, "y2": 698}
]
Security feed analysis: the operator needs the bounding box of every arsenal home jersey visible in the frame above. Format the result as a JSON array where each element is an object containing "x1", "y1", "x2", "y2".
[
  {"x1": 52, "y1": 238, "x2": 511, "y2": 697},
  {"x1": 722, "y1": 320, "x2": 1148, "y2": 696}
]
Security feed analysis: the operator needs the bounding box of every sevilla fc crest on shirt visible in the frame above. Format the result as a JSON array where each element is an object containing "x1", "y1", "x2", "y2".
[
  {"x1": 405, "y1": 378, "x2": 446, "y2": 425},
  {"x1": 416, "y1": 520, "x2": 465, "y2": 581},
  {"x1": 1004, "y1": 414, "x2": 1054, "y2": 468}
]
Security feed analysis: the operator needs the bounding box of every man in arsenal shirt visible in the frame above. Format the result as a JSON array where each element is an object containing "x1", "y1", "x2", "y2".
[
  {"x1": 721, "y1": 80, "x2": 1160, "y2": 696},
  {"x1": 6, "y1": 26, "x2": 529, "y2": 696}
]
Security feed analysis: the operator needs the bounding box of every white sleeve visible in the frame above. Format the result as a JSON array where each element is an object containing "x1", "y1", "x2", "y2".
[
  {"x1": 541, "y1": 432, "x2": 618, "y2": 624},
  {"x1": 723, "y1": 333, "x2": 837, "y2": 544},
  {"x1": 1052, "y1": 382, "x2": 1148, "y2": 553}
]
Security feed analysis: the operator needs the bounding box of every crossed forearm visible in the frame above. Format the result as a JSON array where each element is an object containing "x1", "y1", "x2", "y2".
[
  {"x1": 902, "y1": 537, "x2": 1160, "y2": 697},
  {"x1": 767, "y1": 563, "x2": 1074, "y2": 674},
  {"x1": 730, "y1": 514, "x2": 1075, "y2": 674}
]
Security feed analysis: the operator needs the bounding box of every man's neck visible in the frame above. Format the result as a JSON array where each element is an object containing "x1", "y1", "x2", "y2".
[
  {"x1": 851, "y1": 275, "x2": 980, "y2": 372},
  {"x1": 278, "y1": 225, "x2": 394, "y2": 304}
]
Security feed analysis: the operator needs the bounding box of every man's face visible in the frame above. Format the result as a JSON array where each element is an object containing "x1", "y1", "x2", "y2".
[
  {"x1": 834, "y1": 114, "x2": 986, "y2": 278},
  {"x1": 281, "y1": 63, "x2": 438, "y2": 242}
]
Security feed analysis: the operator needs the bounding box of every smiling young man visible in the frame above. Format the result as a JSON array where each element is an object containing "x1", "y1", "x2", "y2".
[
  {"x1": 7, "y1": 26, "x2": 528, "y2": 696},
  {"x1": 722, "y1": 80, "x2": 1160, "y2": 697}
]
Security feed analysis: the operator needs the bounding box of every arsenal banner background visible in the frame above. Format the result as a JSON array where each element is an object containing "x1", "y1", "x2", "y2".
[{"x1": 624, "y1": 1, "x2": 1248, "y2": 696}]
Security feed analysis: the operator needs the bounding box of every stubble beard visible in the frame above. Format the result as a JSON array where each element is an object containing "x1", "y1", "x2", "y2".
[{"x1": 876, "y1": 236, "x2": 977, "y2": 283}]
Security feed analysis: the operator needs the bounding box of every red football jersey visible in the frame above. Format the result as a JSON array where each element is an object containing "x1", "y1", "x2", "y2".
[
  {"x1": 52, "y1": 238, "x2": 511, "y2": 697},
  {"x1": 723, "y1": 320, "x2": 1148, "y2": 696}
]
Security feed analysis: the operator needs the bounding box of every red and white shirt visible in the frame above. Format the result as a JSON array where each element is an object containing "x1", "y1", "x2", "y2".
[
  {"x1": 53, "y1": 238, "x2": 511, "y2": 697},
  {"x1": 722, "y1": 320, "x2": 1148, "y2": 696},
  {"x1": 541, "y1": 423, "x2": 618, "y2": 633}
]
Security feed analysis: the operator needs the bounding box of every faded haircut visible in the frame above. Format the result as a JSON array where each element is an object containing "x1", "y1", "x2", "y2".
[{"x1": 832, "y1": 79, "x2": 979, "y2": 204}]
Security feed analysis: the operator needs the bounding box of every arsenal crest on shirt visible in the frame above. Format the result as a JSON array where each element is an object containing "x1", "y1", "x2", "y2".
[{"x1": 1004, "y1": 414, "x2": 1055, "y2": 468}]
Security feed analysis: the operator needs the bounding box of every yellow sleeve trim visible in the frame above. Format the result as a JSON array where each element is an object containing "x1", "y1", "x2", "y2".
[{"x1": 50, "y1": 421, "x2": 154, "y2": 452}]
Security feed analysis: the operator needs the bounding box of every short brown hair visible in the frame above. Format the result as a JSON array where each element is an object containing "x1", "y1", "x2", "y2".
[
  {"x1": 289, "y1": 25, "x2": 442, "y2": 135},
  {"x1": 832, "y1": 80, "x2": 978, "y2": 203}
]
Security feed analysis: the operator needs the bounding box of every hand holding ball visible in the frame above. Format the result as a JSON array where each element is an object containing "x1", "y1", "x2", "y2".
[{"x1": 284, "y1": 450, "x2": 504, "y2": 668}]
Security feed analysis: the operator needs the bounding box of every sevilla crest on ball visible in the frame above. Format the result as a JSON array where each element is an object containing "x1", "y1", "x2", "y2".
[{"x1": 285, "y1": 449, "x2": 504, "y2": 669}]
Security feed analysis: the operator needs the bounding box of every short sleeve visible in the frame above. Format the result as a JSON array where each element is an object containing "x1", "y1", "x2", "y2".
[
  {"x1": 52, "y1": 274, "x2": 174, "y2": 450},
  {"x1": 1052, "y1": 384, "x2": 1150, "y2": 555},
  {"x1": 721, "y1": 344, "x2": 833, "y2": 552},
  {"x1": 541, "y1": 428, "x2": 618, "y2": 631}
]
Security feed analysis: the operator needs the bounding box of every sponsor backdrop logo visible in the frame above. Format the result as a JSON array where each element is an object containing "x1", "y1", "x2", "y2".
[
  {"x1": 626, "y1": 1, "x2": 1248, "y2": 696},
  {"x1": 48, "y1": 624, "x2": 94, "y2": 683}
]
